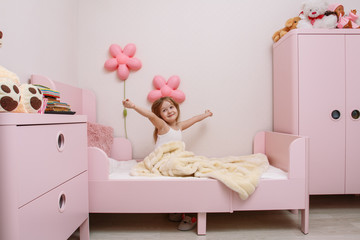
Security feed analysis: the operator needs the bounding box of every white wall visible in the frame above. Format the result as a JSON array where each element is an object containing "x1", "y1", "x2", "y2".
[
  {"x1": 2, "y1": 0, "x2": 359, "y2": 158},
  {"x1": 76, "y1": 0, "x2": 360, "y2": 158},
  {"x1": 0, "y1": 0, "x2": 78, "y2": 84},
  {"x1": 77, "y1": 0, "x2": 307, "y2": 158}
]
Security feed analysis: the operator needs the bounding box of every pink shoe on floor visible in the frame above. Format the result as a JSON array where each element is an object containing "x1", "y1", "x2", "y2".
[{"x1": 177, "y1": 214, "x2": 197, "y2": 231}]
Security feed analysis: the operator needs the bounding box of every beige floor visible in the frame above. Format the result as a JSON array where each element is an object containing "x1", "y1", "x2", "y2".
[{"x1": 69, "y1": 195, "x2": 360, "y2": 240}]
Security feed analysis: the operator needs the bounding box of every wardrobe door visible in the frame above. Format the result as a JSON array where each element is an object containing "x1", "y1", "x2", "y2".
[
  {"x1": 298, "y1": 35, "x2": 346, "y2": 194},
  {"x1": 345, "y1": 35, "x2": 360, "y2": 194}
]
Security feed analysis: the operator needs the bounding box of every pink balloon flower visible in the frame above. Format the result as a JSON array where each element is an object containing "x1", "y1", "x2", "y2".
[
  {"x1": 147, "y1": 75, "x2": 186, "y2": 103},
  {"x1": 104, "y1": 43, "x2": 142, "y2": 80}
]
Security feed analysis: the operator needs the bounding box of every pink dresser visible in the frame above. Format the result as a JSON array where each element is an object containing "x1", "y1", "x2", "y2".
[
  {"x1": 0, "y1": 113, "x2": 89, "y2": 240},
  {"x1": 273, "y1": 29, "x2": 360, "y2": 195}
]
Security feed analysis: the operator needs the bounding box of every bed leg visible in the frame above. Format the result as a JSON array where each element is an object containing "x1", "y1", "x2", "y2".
[
  {"x1": 300, "y1": 208, "x2": 309, "y2": 234},
  {"x1": 79, "y1": 217, "x2": 90, "y2": 240},
  {"x1": 197, "y1": 212, "x2": 206, "y2": 235}
]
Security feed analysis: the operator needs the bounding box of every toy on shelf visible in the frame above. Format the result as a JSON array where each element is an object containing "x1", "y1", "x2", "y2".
[
  {"x1": 326, "y1": 4, "x2": 360, "y2": 29},
  {"x1": 33, "y1": 84, "x2": 74, "y2": 114},
  {"x1": 0, "y1": 65, "x2": 43, "y2": 113},
  {"x1": 297, "y1": 0, "x2": 337, "y2": 29},
  {"x1": 273, "y1": 16, "x2": 301, "y2": 42},
  {"x1": 12, "y1": 84, "x2": 43, "y2": 113},
  {"x1": 0, "y1": 77, "x2": 20, "y2": 112}
]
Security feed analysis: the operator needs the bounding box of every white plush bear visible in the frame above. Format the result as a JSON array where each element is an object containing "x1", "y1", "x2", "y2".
[{"x1": 297, "y1": 0, "x2": 338, "y2": 29}]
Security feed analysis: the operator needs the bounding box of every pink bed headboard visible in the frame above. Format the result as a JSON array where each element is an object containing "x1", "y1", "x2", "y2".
[{"x1": 30, "y1": 74, "x2": 97, "y2": 122}]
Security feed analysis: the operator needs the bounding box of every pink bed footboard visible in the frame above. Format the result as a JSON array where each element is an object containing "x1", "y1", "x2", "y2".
[{"x1": 250, "y1": 131, "x2": 309, "y2": 234}]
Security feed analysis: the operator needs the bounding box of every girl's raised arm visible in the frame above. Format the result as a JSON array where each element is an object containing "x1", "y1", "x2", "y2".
[
  {"x1": 122, "y1": 99, "x2": 168, "y2": 132},
  {"x1": 179, "y1": 110, "x2": 213, "y2": 131}
]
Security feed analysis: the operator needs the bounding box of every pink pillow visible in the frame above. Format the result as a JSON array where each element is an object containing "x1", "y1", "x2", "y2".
[{"x1": 87, "y1": 122, "x2": 114, "y2": 157}]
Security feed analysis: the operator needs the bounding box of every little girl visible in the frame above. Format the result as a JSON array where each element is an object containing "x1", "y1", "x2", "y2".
[{"x1": 122, "y1": 96, "x2": 213, "y2": 230}]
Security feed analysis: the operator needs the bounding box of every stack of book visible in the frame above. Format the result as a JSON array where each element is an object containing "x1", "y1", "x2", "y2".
[{"x1": 34, "y1": 85, "x2": 73, "y2": 114}]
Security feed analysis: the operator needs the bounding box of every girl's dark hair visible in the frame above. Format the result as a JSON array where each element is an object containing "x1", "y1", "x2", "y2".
[{"x1": 151, "y1": 97, "x2": 180, "y2": 142}]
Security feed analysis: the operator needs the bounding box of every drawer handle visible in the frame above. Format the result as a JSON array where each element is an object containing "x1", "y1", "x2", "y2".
[
  {"x1": 57, "y1": 132, "x2": 65, "y2": 151},
  {"x1": 58, "y1": 192, "x2": 66, "y2": 212}
]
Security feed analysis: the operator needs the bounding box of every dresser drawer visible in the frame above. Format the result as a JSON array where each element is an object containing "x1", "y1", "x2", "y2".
[
  {"x1": 16, "y1": 123, "x2": 87, "y2": 207},
  {"x1": 19, "y1": 172, "x2": 88, "y2": 240}
]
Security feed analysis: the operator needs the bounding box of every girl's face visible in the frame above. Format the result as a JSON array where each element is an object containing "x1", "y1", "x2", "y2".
[{"x1": 160, "y1": 100, "x2": 178, "y2": 123}]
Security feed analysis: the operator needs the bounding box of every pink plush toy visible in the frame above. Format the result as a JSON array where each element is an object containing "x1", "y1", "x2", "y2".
[
  {"x1": 147, "y1": 75, "x2": 186, "y2": 103},
  {"x1": 327, "y1": 3, "x2": 360, "y2": 29},
  {"x1": 104, "y1": 43, "x2": 142, "y2": 80}
]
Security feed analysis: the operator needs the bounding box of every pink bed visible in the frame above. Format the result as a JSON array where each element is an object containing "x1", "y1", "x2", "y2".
[{"x1": 30, "y1": 75, "x2": 309, "y2": 235}]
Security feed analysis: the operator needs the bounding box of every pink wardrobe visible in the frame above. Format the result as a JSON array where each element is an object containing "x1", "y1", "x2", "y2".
[{"x1": 273, "y1": 29, "x2": 360, "y2": 195}]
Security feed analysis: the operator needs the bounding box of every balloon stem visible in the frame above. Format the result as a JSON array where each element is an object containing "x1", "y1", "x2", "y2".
[{"x1": 123, "y1": 80, "x2": 128, "y2": 139}]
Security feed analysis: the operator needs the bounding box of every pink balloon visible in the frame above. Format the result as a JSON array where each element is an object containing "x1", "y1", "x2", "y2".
[
  {"x1": 147, "y1": 90, "x2": 162, "y2": 102},
  {"x1": 171, "y1": 90, "x2": 185, "y2": 103},
  {"x1": 116, "y1": 53, "x2": 129, "y2": 65},
  {"x1": 161, "y1": 85, "x2": 173, "y2": 97},
  {"x1": 127, "y1": 58, "x2": 142, "y2": 70},
  {"x1": 104, "y1": 43, "x2": 142, "y2": 80},
  {"x1": 167, "y1": 75, "x2": 180, "y2": 90},
  {"x1": 104, "y1": 58, "x2": 118, "y2": 71},
  {"x1": 148, "y1": 75, "x2": 186, "y2": 103},
  {"x1": 123, "y1": 43, "x2": 136, "y2": 57},
  {"x1": 153, "y1": 75, "x2": 166, "y2": 89},
  {"x1": 117, "y1": 64, "x2": 129, "y2": 80},
  {"x1": 109, "y1": 44, "x2": 122, "y2": 57}
]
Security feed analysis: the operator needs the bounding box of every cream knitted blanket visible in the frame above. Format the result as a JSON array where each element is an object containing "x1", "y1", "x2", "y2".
[{"x1": 131, "y1": 141, "x2": 269, "y2": 200}]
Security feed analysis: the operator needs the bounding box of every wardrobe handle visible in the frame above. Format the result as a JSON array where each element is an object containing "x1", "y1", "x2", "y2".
[
  {"x1": 331, "y1": 110, "x2": 341, "y2": 120},
  {"x1": 351, "y1": 110, "x2": 360, "y2": 120}
]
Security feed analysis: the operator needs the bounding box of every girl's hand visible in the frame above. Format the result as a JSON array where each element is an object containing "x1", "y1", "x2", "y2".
[
  {"x1": 205, "y1": 109, "x2": 213, "y2": 117},
  {"x1": 122, "y1": 99, "x2": 135, "y2": 109}
]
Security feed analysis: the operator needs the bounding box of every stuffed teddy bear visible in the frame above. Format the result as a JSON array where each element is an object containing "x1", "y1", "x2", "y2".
[
  {"x1": 12, "y1": 84, "x2": 43, "y2": 113},
  {"x1": 326, "y1": 3, "x2": 360, "y2": 28},
  {"x1": 0, "y1": 65, "x2": 43, "y2": 113},
  {"x1": 273, "y1": 16, "x2": 301, "y2": 42},
  {"x1": 297, "y1": 0, "x2": 338, "y2": 29}
]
